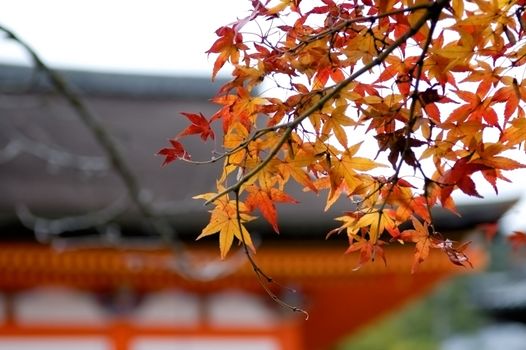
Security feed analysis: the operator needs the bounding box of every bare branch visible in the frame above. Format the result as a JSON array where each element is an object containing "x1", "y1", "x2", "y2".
[
  {"x1": 16, "y1": 196, "x2": 128, "y2": 241},
  {"x1": 0, "y1": 24, "x2": 250, "y2": 282},
  {"x1": 0, "y1": 135, "x2": 109, "y2": 172}
]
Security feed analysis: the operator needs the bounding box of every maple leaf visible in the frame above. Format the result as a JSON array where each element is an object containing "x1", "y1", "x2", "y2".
[
  {"x1": 279, "y1": 161, "x2": 318, "y2": 193},
  {"x1": 375, "y1": 130, "x2": 427, "y2": 168},
  {"x1": 345, "y1": 238, "x2": 387, "y2": 271},
  {"x1": 446, "y1": 89, "x2": 499, "y2": 126},
  {"x1": 230, "y1": 0, "x2": 268, "y2": 33},
  {"x1": 336, "y1": 143, "x2": 384, "y2": 183},
  {"x1": 451, "y1": 0, "x2": 464, "y2": 18},
  {"x1": 320, "y1": 104, "x2": 357, "y2": 147},
  {"x1": 206, "y1": 26, "x2": 248, "y2": 79},
  {"x1": 157, "y1": 139, "x2": 190, "y2": 166},
  {"x1": 481, "y1": 169, "x2": 510, "y2": 194},
  {"x1": 434, "y1": 238, "x2": 473, "y2": 268},
  {"x1": 266, "y1": 0, "x2": 301, "y2": 15},
  {"x1": 375, "y1": 56, "x2": 419, "y2": 96},
  {"x1": 400, "y1": 217, "x2": 432, "y2": 273},
  {"x1": 178, "y1": 112, "x2": 215, "y2": 141},
  {"x1": 335, "y1": 210, "x2": 397, "y2": 244},
  {"x1": 380, "y1": 180, "x2": 429, "y2": 223},
  {"x1": 426, "y1": 34, "x2": 470, "y2": 87},
  {"x1": 501, "y1": 115, "x2": 526, "y2": 147},
  {"x1": 461, "y1": 61, "x2": 503, "y2": 99},
  {"x1": 280, "y1": 139, "x2": 325, "y2": 193},
  {"x1": 245, "y1": 185, "x2": 298, "y2": 233},
  {"x1": 326, "y1": 143, "x2": 385, "y2": 206},
  {"x1": 439, "y1": 157, "x2": 490, "y2": 204},
  {"x1": 417, "y1": 88, "x2": 457, "y2": 124},
  {"x1": 195, "y1": 193, "x2": 256, "y2": 259},
  {"x1": 164, "y1": 0, "x2": 526, "y2": 273},
  {"x1": 211, "y1": 88, "x2": 266, "y2": 133},
  {"x1": 473, "y1": 154, "x2": 526, "y2": 171},
  {"x1": 492, "y1": 77, "x2": 526, "y2": 124}
]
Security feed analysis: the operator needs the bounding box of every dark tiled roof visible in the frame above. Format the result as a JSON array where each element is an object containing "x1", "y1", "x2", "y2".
[
  {"x1": 474, "y1": 272, "x2": 526, "y2": 312},
  {"x1": 0, "y1": 64, "x2": 517, "y2": 240},
  {"x1": 0, "y1": 63, "x2": 226, "y2": 99}
]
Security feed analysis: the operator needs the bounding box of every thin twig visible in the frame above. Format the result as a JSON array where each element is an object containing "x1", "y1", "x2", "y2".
[
  {"x1": 286, "y1": 1, "x2": 441, "y2": 53},
  {"x1": 1, "y1": 28, "x2": 137, "y2": 203},
  {"x1": 0, "y1": 24, "x2": 249, "y2": 282},
  {"x1": 234, "y1": 189, "x2": 309, "y2": 319},
  {"x1": 377, "y1": 12, "x2": 441, "y2": 216},
  {"x1": 205, "y1": 0, "x2": 449, "y2": 205}
]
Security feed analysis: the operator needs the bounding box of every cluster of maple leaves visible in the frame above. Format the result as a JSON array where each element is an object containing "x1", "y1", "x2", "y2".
[{"x1": 159, "y1": 0, "x2": 526, "y2": 272}]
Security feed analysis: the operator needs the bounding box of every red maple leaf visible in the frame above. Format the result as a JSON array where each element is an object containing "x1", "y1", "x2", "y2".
[
  {"x1": 178, "y1": 112, "x2": 215, "y2": 141},
  {"x1": 206, "y1": 26, "x2": 248, "y2": 79},
  {"x1": 439, "y1": 157, "x2": 489, "y2": 204},
  {"x1": 157, "y1": 139, "x2": 190, "y2": 166}
]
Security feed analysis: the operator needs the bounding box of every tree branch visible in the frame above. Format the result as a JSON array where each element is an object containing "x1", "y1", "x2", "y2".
[
  {"x1": 0, "y1": 24, "x2": 249, "y2": 281},
  {"x1": 205, "y1": 0, "x2": 449, "y2": 205},
  {"x1": 234, "y1": 189, "x2": 309, "y2": 319}
]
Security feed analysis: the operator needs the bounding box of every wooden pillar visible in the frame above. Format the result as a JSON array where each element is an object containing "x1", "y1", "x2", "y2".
[{"x1": 112, "y1": 322, "x2": 132, "y2": 350}]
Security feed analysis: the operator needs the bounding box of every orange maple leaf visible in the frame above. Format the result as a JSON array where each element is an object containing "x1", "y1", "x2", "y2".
[
  {"x1": 206, "y1": 26, "x2": 248, "y2": 79},
  {"x1": 164, "y1": 0, "x2": 526, "y2": 271},
  {"x1": 501, "y1": 115, "x2": 526, "y2": 147},
  {"x1": 446, "y1": 90, "x2": 499, "y2": 126},
  {"x1": 401, "y1": 217, "x2": 432, "y2": 273},
  {"x1": 345, "y1": 237, "x2": 387, "y2": 270},
  {"x1": 335, "y1": 210, "x2": 397, "y2": 244},
  {"x1": 245, "y1": 185, "x2": 298, "y2": 233},
  {"x1": 492, "y1": 77, "x2": 526, "y2": 124}
]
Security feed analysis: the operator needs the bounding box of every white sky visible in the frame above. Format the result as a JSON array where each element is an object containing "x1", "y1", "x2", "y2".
[
  {"x1": 0, "y1": 0, "x2": 250, "y2": 76},
  {"x1": 0, "y1": 0, "x2": 525, "y2": 230}
]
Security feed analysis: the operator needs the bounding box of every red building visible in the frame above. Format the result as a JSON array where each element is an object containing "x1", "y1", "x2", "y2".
[{"x1": 0, "y1": 65, "x2": 514, "y2": 349}]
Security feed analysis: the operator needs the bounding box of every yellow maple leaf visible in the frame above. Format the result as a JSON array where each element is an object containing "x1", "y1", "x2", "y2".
[
  {"x1": 333, "y1": 143, "x2": 386, "y2": 194},
  {"x1": 334, "y1": 210, "x2": 397, "y2": 244},
  {"x1": 194, "y1": 187, "x2": 256, "y2": 259}
]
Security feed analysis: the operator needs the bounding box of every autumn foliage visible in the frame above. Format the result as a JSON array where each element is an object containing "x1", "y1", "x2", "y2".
[{"x1": 159, "y1": 0, "x2": 526, "y2": 272}]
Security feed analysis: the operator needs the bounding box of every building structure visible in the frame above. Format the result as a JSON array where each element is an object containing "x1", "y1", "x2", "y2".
[{"x1": 0, "y1": 65, "x2": 514, "y2": 350}]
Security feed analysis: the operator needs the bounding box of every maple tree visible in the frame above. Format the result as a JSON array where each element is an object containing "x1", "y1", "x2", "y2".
[{"x1": 159, "y1": 0, "x2": 526, "y2": 273}]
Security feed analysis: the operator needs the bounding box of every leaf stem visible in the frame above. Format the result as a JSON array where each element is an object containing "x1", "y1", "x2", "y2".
[
  {"x1": 233, "y1": 189, "x2": 309, "y2": 318},
  {"x1": 205, "y1": 0, "x2": 449, "y2": 206}
]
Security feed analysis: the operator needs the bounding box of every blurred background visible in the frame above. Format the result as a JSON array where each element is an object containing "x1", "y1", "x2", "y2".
[{"x1": 0, "y1": 1, "x2": 525, "y2": 349}]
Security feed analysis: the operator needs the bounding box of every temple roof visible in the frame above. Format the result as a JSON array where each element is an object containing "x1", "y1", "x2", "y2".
[
  {"x1": 473, "y1": 271, "x2": 526, "y2": 322},
  {"x1": 0, "y1": 64, "x2": 224, "y2": 99},
  {"x1": 0, "y1": 64, "x2": 516, "y2": 241}
]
